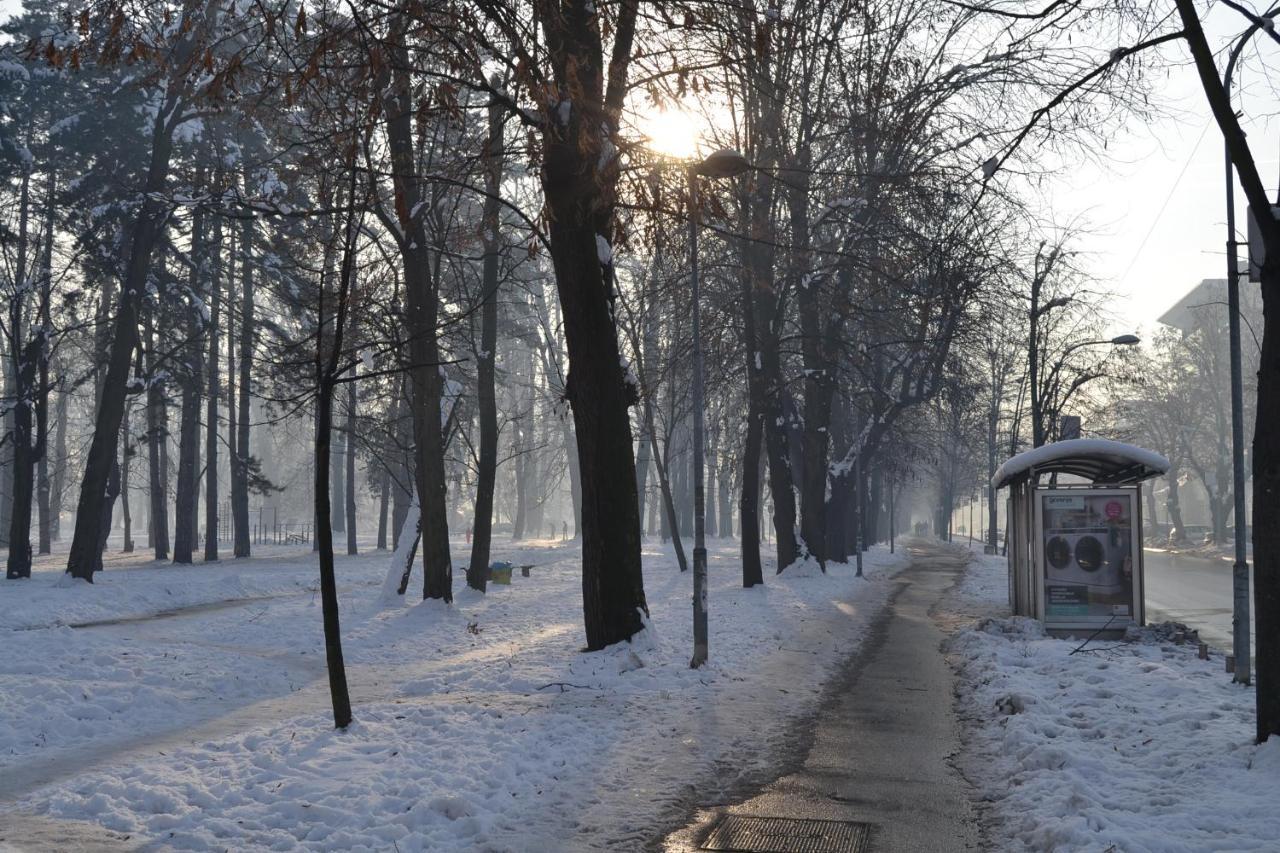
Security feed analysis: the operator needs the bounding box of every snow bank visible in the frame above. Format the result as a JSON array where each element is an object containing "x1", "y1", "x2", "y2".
[
  {"x1": 6, "y1": 539, "x2": 905, "y2": 851},
  {"x1": 948, "y1": 551, "x2": 1279, "y2": 851}
]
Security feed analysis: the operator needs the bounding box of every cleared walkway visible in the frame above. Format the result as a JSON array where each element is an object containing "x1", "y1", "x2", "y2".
[{"x1": 663, "y1": 541, "x2": 978, "y2": 852}]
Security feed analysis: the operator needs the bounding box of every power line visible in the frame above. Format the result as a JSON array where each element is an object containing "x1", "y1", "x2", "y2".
[{"x1": 1118, "y1": 118, "x2": 1213, "y2": 287}]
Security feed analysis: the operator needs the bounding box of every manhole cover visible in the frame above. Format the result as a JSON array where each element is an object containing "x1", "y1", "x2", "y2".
[{"x1": 700, "y1": 815, "x2": 871, "y2": 853}]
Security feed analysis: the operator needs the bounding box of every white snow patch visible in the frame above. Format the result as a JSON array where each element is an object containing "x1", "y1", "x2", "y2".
[{"x1": 948, "y1": 550, "x2": 1280, "y2": 851}]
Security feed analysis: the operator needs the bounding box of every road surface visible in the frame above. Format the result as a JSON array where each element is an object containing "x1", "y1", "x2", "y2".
[{"x1": 1143, "y1": 548, "x2": 1255, "y2": 652}]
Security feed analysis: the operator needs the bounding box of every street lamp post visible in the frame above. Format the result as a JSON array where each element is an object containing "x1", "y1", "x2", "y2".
[
  {"x1": 687, "y1": 149, "x2": 752, "y2": 669},
  {"x1": 1224, "y1": 34, "x2": 1256, "y2": 686}
]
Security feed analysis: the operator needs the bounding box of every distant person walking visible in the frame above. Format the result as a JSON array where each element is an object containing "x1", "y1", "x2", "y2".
[{"x1": 562, "y1": 520, "x2": 568, "y2": 541}]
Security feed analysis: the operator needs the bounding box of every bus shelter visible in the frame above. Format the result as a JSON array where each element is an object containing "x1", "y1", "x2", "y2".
[{"x1": 993, "y1": 439, "x2": 1169, "y2": 637}]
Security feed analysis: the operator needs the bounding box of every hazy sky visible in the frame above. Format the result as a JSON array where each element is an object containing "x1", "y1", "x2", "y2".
[{"x1": 0, "y1": 0, "x2": 1272, "y2": 337}]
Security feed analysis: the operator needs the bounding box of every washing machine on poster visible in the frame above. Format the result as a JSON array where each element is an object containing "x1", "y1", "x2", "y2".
[{"x1": 1035, "y1": 490, "x2": 1139, "y2": 629}]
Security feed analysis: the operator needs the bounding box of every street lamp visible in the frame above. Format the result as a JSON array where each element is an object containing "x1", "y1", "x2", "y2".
[
  {"x1": 1029, "y1": 291, "x2": 1073, "y2": 448},
  {"x1": 1040, "y1": 334, "x2": 1141, "y2": 441},
  {"x1": 1223, "y1": 26, "x2": 1263, "y2": 686},
  {"x1": 688, "y1": 148, "x2": 752, "y2": 669}
]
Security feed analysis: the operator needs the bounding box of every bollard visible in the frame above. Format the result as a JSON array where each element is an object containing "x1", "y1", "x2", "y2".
[
  {"x1": 1198, "y1": 642, "x2": 1209, "y2": 660},
  {"x1": 1174, "y1": 631, "x2": 1186, "y2": 645},
  {"x1": 1226, "y1": 655, "x2": 1236, "y2": 674}
]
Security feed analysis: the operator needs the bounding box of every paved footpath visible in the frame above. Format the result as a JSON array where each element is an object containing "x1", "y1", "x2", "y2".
[{"x1": 663, "y1": 541, "x2": 979, "y2": 852}]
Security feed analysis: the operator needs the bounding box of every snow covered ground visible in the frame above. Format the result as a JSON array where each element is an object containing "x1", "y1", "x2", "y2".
[
  {"x1": 947, "y1": 548, "x2": 1280, "y2": 852},
  {"x1": 0, "y1": 537, "x2": 904, "y2": 851}
]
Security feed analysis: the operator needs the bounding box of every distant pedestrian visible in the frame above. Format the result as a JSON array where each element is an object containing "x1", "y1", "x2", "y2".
[
  {"x1": 562, "y1": 520, "x2": 568, "y2": 541},
  {"x1": 465, "y1": 525, "x2": 472, "y2": 544}
]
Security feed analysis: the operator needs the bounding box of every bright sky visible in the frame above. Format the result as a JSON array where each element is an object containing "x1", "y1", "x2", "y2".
[{"x1": 1032, "y1": 8, "x2": 1280, "y2": 337}]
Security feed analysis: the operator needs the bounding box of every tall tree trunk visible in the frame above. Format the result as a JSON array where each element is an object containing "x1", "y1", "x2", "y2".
[
  {"x1": 172, "y1": 201, "x2": 205, "y2": 565},
  {"x1": 512, "y1": 431, "x2": 528, "y2": 540},
  {"x1": 345, "y1": 377, "x2": 357, "y2": 555},
  {"x1": 145, "y1": 310, "x2": 170, "y2": 560},
  {"x1": 203, "y1": 210, "x2": 223, "y2": 563},
  {"x1": 331, "y1": 416, "x2": 346, "y2": 533},
  {"x1": 467, "y1": 89, "x2": 504, "y2": 592},
  {"x1": 65, "y1": 86, "x2": 181, "y2": 581},
  {"x1": 120, "y1": 407, "x2": 134, "y2": 553},
  {"x1": 51, "y1": 377, "x2": 67, "y2": 541},
  {"x1": 718, "y1": 454, "x2": 733, "y2": 539},
  {"x1": 5, "y1": 341, "x2": 38, "y2": 578},
  {"x1": 36, "y1": 170, "x2": 54, "y2": 556},
  {"x1": 173, "y1": 363, "x2": 202, "y2": 563},
  {"x1": 739, "y1": 399, "x2": 765, "y2": 586},
  {"x1": 232, "y1": 210, "x2": 253, "y2": 558},
  {"x1": 377, "y1": 467, "x2": 390, "y2": 551},
  {"x1": 5, "y1": 167, "x2": 33, "y2": 578},
  {"x1": 792, "y1": 152, "x2": 834, "y2": 568},
  {"x1": 381, "y1": 18, "x2": 451, "y2": 602},
  {"x1": 642, "y1": 385, "x2": 688, "y2": 572},
  {"x1": 314, "y1": 370, "x2": 353, "y2": 728}
]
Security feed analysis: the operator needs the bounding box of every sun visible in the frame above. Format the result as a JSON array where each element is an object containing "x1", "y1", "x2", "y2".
[{"x1": 637, "y1": 106, "x2": 701, "y2": 160}]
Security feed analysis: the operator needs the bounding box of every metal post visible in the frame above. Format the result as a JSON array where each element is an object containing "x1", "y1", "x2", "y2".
[
  {"x1": 688, "y1": 167, "x2": 708, "y2": 669},
  {"x1": 889, "y1": 474, "x2": 895, "y2": 555},
  {"x1": 855, "y1": 453, "x2": 863, "y2": 577},
  {"x1": 1226, "y1": 141, "x2": 1252, "y2": 685},
  {"x1": 1029, "y1": 271, "x2": 1042, "y2": 449}
]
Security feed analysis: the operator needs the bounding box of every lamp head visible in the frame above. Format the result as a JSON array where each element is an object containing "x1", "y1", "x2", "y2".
[
  {"x1": 1110, "y1": 334, "x2": 1141, "y2": 346},
  {"x1": 694, "y1": 149, "x2": 752, "y2": 179}
]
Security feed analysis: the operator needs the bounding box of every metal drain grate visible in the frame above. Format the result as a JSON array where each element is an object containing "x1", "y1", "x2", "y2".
[{"x1": 700, "y1": 815, "x2": 872, "y2": 853}]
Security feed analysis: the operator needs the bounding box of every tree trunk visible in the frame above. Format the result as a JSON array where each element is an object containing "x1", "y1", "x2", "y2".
[
  {"x1": 377, "y1": 468, "x2": 390, "y2": 550},
  {"x1": 5, "y1": 341, "x2": 39, "y2": 578},
  {"x1": 65, "y1": 91, "x2": 179, "y2": 581},
  {"x1": 203, "y1": 211, "x2": 223, "y2": 563},
  {"x1": 331, "y1": 416, "x2": 346, "y2": 534},
  {"x1": 232, "y1": 211, "x2": 253, "y2": 558},
  {"x1": 172, "y1": 200, "x2": 205, "y2": 565},
  {"x1": 345, "y1": 376, "x2": 357, "y2": 555},
  {"x1": 718, "y1": 456, "x2": 733, "y2": 539},
  {"x1": 144, "y1": 310, "x2": 169, "y2": 560},
  {"x1": 5, "y1": 166, "x2": 34, "y2": 578},
  {"x1": 514, "y1": 433, "x2": 531, "y2": 539},
  {"x1": 51, "y1": 382, "x2": 67, "y2": 542},
  {"x1": 381, "y1": 19, "x2": 451, "y2": 602},
  {"x1": 36, "y1": 170, "x2": 54, "y2": 556},
  {"x1": 120, "y1": 407, "x2": 134, "y2": 553},
  {"x1": 740, "y1": 401, "x2": 765, "y2": 586},
  {"x1": 466, "y1": 90, "x2": 504, "y2": 592},
  {"x1": 642, "y1": 387, "x2": 688, "y2": 572},
  {"x1": 315, "y1": 373, "x2": 353, "y2": 728}
]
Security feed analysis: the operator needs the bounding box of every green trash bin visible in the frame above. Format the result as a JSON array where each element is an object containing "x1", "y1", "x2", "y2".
[{"x1": 489, "y1": 561, "x2": 513, "y2": 585}]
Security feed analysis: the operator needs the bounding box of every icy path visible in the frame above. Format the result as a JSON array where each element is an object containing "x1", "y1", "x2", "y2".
[
  {"x1": 665, "y1": 541, "x2": 977, "y2": 852},
  {"x1": 0, "y1": 538, "x2": 905, "y2": 851}
]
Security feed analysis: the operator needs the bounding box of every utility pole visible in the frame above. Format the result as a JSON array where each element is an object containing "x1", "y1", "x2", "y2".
[
  {"x1": 688, "y1": 166, "x2": 708, "y2": 669},
  {"x1": 1224, "y1": 37, "x2": 1253, "y2": 686},
  {"x1": 684, "y1": 148, "x2": 753, "y2": 668}
]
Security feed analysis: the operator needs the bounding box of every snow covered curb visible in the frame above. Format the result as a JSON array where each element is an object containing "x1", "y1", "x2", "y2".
[
  {"x1": 7, "y1": 541, "x2": 907, "y2": 851},
  {"x1": 947, "y1": 552, "x2": 1280, "y2": 851}
]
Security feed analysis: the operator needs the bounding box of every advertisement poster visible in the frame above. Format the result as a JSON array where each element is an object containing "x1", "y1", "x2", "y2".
[{"x1": 1040, "y1": 492, "x2": 1135, "y2": 625}]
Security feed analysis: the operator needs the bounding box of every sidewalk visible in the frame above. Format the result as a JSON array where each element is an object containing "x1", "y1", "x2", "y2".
[{"x1": 663, "y1": 541, "x2": 978, "y2": 852}]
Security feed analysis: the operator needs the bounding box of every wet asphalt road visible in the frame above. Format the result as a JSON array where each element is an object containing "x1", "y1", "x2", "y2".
[{"x1": 1143, "y1": 548, "x2": 1255, "y2": 651}]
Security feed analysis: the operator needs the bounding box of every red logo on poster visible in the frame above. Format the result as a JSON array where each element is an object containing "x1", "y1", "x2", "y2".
[{"x1": 1105, "y1": 500, "x2": 1123, "y2": 519}]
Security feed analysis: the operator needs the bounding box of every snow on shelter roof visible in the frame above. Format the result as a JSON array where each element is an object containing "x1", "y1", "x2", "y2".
[{"x1": 991, "y1": 438, "x2": 1169, "y2": 490}]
